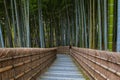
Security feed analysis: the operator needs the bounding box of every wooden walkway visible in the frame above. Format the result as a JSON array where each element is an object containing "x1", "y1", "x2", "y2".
[
  {"x1": 1, "y1": 47, "x2": 119, "y2": 80},
  {"x1": 37, "y1": 54, "x2": 85, "y2": 80}
]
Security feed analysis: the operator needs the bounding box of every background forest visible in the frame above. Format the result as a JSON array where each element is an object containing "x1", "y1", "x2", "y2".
[{"x1": 0, "y1": 0, "x2": 119, "y2": 52}]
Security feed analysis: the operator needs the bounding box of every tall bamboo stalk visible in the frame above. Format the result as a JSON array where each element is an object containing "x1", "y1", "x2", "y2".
[
  {"x1": 89, "y1": 0, "x2": 93, "y2": 48},
  {"x1": 0, "y1": 24, "x2": 4, "y2": 47},
  {"x1": 4, "y1": 0, "x2": 13, "y2": 47},
  {"x1": 117, "y1": 0, "x2": 120, "y2": 52},
  {"x1": 38, "y1": 0, "x2": 45, "y2": 48},
  {"x1": 104, "y1": 0, "x2": 108, "y2": 50},
  {"x1": 11, "y1": 0, "x2": 16, "y2": 47},
  {"x1": 98, "y1": 0, "x2": 102, "y2": 50},
  {"x1": 108, "y1": 0, "x2": 114, "y2": 51},
  {"x1": 14, "y1": 0, "x2": 22, "y2": 47}
]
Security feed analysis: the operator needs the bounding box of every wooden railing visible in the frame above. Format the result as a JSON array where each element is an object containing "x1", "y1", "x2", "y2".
[
  {"x1": 70, "y1": 47, "x2": 120, "y2": 80},
  {"x1": 0, "y1": 48, "x2": 57, "y2": 80},
  {"x1": 57, "y1": 46, "x2": 70, "y2": 54}
]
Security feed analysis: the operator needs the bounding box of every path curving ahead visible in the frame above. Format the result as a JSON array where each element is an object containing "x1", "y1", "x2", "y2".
[{"x1": 37, "y1": 54, "x2": 85, "y2": 80}]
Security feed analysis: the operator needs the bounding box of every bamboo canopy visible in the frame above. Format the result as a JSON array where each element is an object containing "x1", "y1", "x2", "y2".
[{"x1": 0, "y1": 0, "x2": 119, "y2": 51}]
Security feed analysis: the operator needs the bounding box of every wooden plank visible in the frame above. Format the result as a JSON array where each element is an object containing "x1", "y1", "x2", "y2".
[{"x1": 0, "y1": 66, "x2": 12, "y2": 73}]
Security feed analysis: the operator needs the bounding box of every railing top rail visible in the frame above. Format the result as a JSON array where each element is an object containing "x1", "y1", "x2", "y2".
[{"x1": 0, "y1": 48, "x2": 57, "y2": 59}]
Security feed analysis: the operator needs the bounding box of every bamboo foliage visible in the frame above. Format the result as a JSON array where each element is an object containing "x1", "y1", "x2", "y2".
[
  {"x1": 73, "y1": 0, "x2": 117, "y2": 51},
  {"x1": 0, "y1": 0, "x2": 118, "y2": 51}
]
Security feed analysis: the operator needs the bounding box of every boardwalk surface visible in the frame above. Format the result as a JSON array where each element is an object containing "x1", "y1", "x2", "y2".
[{"x1": 37, "y1": 54, "x2": 85, "y2": 80}]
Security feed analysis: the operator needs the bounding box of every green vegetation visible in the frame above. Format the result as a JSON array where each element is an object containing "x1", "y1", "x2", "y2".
[{"x1": 0, "y1": 0, "x2": 118, "y2": 51}]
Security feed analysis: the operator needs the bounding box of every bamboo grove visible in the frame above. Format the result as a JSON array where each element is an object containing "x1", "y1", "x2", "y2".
[{"x1": 0, "y1": 0, "x2": 119, "y2": 52}]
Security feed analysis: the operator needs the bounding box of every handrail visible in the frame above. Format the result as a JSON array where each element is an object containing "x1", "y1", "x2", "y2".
[
  {"x1": 0, "y1": 48, "x2": 57, "y2": 80},
  {"x1": 70, "y1": 47, "x2": 120, "y2": 80},
  {"x1": 57, "y1": 46, "x2": 70, "y2": 54}
]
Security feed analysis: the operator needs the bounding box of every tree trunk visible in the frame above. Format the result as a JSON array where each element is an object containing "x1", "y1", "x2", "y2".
[
  {"x1": 23, "y1": 0, "x2": 30, "y2": 47},
  {"x1": 14, "y1": 0, "x2": 22, "y2": 47},
  {"x1": 104, "y1": 0, "x2": 108, "y2": 50},
  {"x1": 89, "y1": 0, "x2": 93, "y2": 48},
  {"x1": 98, "y1": 0, "x2": 102, "y2": 50},
  {"x1": 108, "y1": 0, "x2": 114, "y2": 51},
  {"x1": 0, "y1": 24, "x2": 4, "y2": 47},
  {"x1": 75, "y1": 0, "x2": 79, "y2": 47},
  {"x1": 38, "y1": 0, "x2": 45, "y2": 48},
  {"x1": 4, "y1": 0, "x2": 13, "y2": 47},
  {"x1": 11, "y1": 0, "x2": 17, "y2": 47}
]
